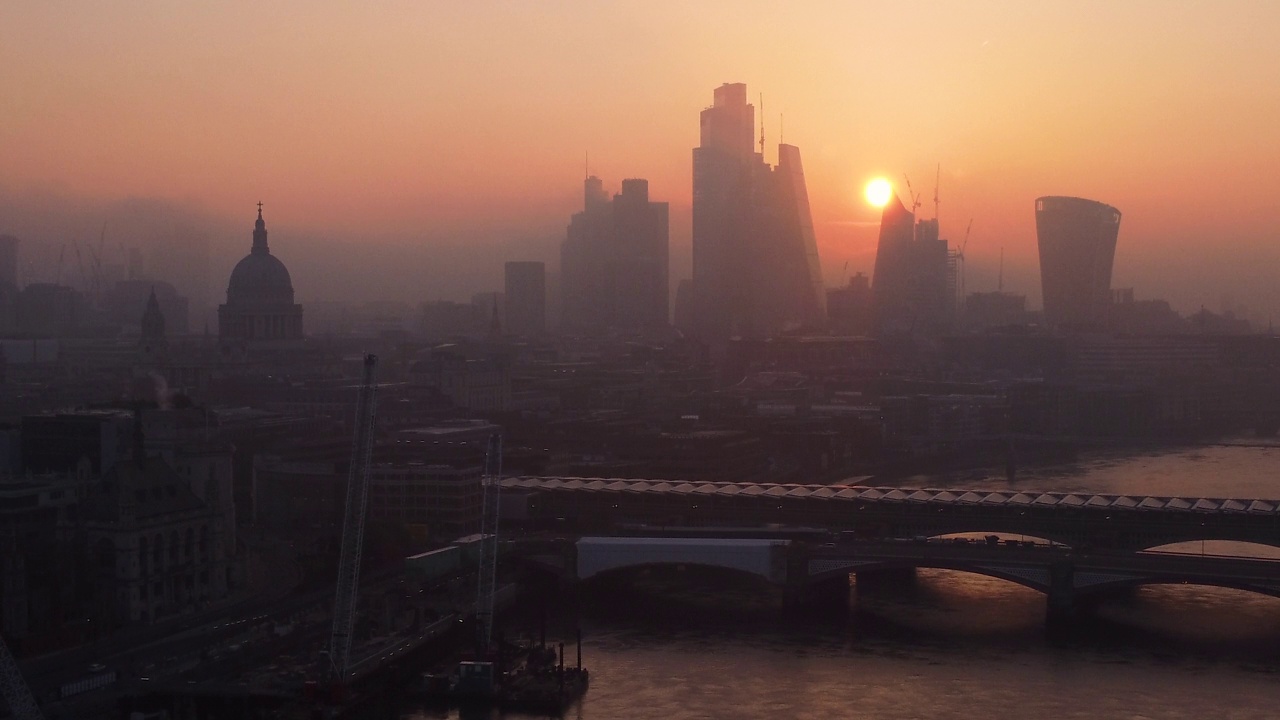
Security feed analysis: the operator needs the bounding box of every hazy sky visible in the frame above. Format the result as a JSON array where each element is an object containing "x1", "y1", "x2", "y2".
[{"x1": 3, "y1": 1, "x2": 1280, "y2": 317}]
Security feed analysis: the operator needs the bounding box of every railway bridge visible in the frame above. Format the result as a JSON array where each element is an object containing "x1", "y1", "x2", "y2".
[
  {"x1": 503, "y1": 476, "x2": 1280, "y2": 552},
  {"x1": 523, "y1": 533, "x2": 1280, "y2": 626},
  {"x1": 504, "y1": 476, "x2": 1280, "y2": 624}
]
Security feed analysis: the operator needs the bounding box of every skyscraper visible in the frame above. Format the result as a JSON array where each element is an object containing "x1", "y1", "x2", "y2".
[
  {"x1": 503, "y1": 261, "x2": 546, "y2": 337},
  {"x1": 690, "y1": 83, "x2": 825, "y2": 337},
  {"x1": 561, "y1": 177, "x2": 669, "y2": 333},
  {"x1": 870, "y1": 194, "x2": 953, "y2": 336},
  {"x1": 760, "y1": 143, "x2": 826, "y2": 330},
  {"x1": 1035, "y1": 196, "x2": 1121, "y2": 329},
  {"x1": 0, "y1": 235, "x2": 17, "y2": 335},
  {"x1": 0, "y1": 234, "x2": 17, "y2": 290},
  {"x1": 692, "y1": 83, "x2": 756, "y2": 337}
]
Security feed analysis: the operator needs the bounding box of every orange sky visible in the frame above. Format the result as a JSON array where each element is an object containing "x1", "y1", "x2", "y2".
[{"x1": 3, "y1": 1, "x2": 1280, "y2": 316}]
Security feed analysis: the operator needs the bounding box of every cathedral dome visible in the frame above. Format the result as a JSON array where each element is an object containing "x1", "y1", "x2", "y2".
[
  {"x1": 225, "y1": 206, "x2": 295, "y2": 305},
  {"x1": 227, "y1": 252, "x2": 294, "y2": 304}
]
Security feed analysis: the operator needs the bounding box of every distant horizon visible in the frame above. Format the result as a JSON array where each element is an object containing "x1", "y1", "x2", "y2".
[{"x1": 3, "y1": 2, "x2": 1279, "y2": 323}]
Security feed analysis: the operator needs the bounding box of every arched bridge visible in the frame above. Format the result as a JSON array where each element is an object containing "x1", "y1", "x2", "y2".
[
  {"x1": 806, "y1": 540, "x2": 1280, "y2": 602},
  {"x1": 503, "y1": 477, "x2": 1280, "y2": 552},
  {"x1": 541, "y1": 534, "x2": 1280, "y2": 624},
  {"x1": 577, "y1": 537, "x2": 789, "y2": 583}
]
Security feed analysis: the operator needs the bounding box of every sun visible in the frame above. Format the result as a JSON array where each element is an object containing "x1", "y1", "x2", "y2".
[{"x1": 864, "y1": 177, "x2": 892, "y2": 208}]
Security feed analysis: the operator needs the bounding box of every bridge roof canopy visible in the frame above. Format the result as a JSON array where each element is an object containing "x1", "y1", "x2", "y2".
[{"x1": 500, "y1": 477, "x2": 1280, "y2": 517}]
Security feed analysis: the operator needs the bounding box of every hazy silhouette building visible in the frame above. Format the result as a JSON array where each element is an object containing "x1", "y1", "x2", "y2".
[
  {"x1": 1035, "y1": 196, "x2": 1121, "y2": 329},
  {"x1": 218, "y1": 206, "x2": 303, "y2": 343},
  {"x1": 827, "y1": 272, "x2": 872, "y2": 334},
  {"x1": 963, "y1": 291, "x2": 1028, "y2": 331},
  {"x1": 105, "y1": 280, "x2": 190, "y2": 337},
  {"x1": 0, "y1": 235, "x2": 17, "y2": 335},
  {"x1": 757, "y1": 143, "x2": 826, "y2": 330},
  {"x1": 503, "y1": 261, "x2": 546, "y2": 337},
  {"x1": 0, "y1": 234, "x2": 17, "y2": 289},
  {"x1": 472, "y1": 291, "x2": 505, "y2": 335},
  {"x1": 691, "y1": 83, "x2": 825, "y2": 338},
  {"x1": 139, "y1": 288, "x2": 168, "y2": 358},
  {"x1": 16, "y1": 283, "x2": 88, "y2": 337},
  {"x1": 561, "y1": 177, "x2": 669, "y2": 332},
  {"x1": 871, "y1": 194, "x2": 953, "y2": 335},
  {"x1": 672, "y1": 279, "x2": 696, "y2": 333}
]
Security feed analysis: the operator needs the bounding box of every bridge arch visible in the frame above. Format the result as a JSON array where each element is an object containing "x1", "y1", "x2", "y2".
[
  {"x1": 906, "y1": 522, "x2": 1079, "y2": 549},
  {"x1": 582, "y1": 561, "x2": 778, "y2": 587},
  {"x1": 1137, "y1": 539, "x2": 1280, "y2": 556},
  {"x1": 576, "y1": 537, "x2": 788, "y2": 584},
  {"x1": 1075, "y1": 575, "x2": 1280, "y2": 602},
  {"x1": 929, "y1": 532, "x2": 1065, "y2": 547},
  {"x1": 808, "y1": 558, "x2": 1053, "y2": 595}
]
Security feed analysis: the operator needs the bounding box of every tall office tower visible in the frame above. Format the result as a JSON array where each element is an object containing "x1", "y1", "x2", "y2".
[
  {"x1": 609, "y1": 179, "x2": 670, "y2": 329},
  {"x1": 1035, "y1": 196, "x2": 1121, "y2": 329},
  {"x1": 691, "y1": 83, "x2": 825, "y2": 337},
  {"x1": 692, "y1": 83, "x2": 756, "y2": 337},
  {"x1": 870, "y1": 194, "x2": 953, "y2": 336},
  {"x1": 0, "y1": 235, "x2": 17, "y2": 289},
  {"x1": 561, "y1": 177, "x2": 669, "y2": 333},
  {"x1": 0, "y1": 235, "x2": 17, "y2": 334},
  {"x1": 504, "y1": 261, "x2": 546, "y2": 337},
  {"x1": 757, "y1": 144, "x2": 826, "y2": 329}
]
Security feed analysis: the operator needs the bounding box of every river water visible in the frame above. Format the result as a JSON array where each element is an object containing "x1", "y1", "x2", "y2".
[{"x1": 402, "y1": 445, "x2": 1280, "y2": 720}]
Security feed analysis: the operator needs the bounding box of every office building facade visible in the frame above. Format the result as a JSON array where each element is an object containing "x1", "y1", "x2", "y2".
[
  {"x1": 503, "y1": 261, "x2": 546, "y2": 337},
  {"x1": 870, "y1": 194, "x2": 953, "y2": 336},
  {"x1": 561, "y1": 177, "x2": 670, "y2": 332},
  {"x1": 691, "y1": 83, "x2": 825, "y2": 338},
  {"x1": 1035, "y1": 196, "x2": 1121, "y2": 329}
]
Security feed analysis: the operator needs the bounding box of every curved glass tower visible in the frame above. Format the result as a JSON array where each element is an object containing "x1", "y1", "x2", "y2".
[{"x1": 1035, "y1": 196, "x2": 1121, "y2": 329}]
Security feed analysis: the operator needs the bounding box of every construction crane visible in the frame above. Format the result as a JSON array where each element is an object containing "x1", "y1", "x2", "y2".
[
  {"x1": 0, "y1": 633, "x2": 44, "y2": 720},
  {"x1": 71, "y1": 240, "x2": 88, "y2": 291},
  {"x1": 950, "y1": 219, "x2": 973, "y2": 309},
  {"x1": 328, "y1": 354, "x2": 379, "y2": 686},
  {"x1": 86, "y1": 222, "x2": 107, "y2": 298},
  {"x1": 902, "y1": 174, "x2": 922, "y2": 217},
  {"x1": 933, "y1": 163, "x2": 940, "y2": 222},
  {"x1": 54, "y1": 244, "x2": 65, "y2": 286},
  {"x1": 475, "y1": 433, "x2": 503, "y2": 655}
]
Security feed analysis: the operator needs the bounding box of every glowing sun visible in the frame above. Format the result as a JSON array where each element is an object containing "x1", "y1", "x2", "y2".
[{"x1": 864, "y1": 177, "x2": 892, "y2": 208}]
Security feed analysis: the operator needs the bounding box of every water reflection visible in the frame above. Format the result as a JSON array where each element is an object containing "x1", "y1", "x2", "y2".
[{"x1": 399, "y1": 446, "x2": 1280, "y2": 720}]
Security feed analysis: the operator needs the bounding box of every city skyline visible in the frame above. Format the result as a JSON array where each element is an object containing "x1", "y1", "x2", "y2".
[
  {"x1": 5, "y1": 6, "x2": 1280, "y2": 716},
  {"x1": 3, "y1": 3, "x2": 1280, "y2": 320}
]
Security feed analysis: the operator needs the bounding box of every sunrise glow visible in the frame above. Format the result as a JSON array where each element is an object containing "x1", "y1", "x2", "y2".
[{"x1": 865, "y1": 178, "x2": 892, "y2": 208}]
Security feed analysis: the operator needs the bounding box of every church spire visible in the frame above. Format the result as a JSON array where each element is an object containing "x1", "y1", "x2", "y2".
[
  {"x1": 140, "y1": 286, "x2": 167, "y2": 351},
  {"x1": 252, "y1": 202, "x2": 269, "y2": 254}
]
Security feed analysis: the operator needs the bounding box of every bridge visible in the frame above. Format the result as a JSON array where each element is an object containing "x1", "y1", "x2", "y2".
[
  {"x1": 503, "y1": 477, "x2": 1280, "y2": 552},
  {"x1": 525, "y1": 533, "x2": 1280, "y2": 626}
]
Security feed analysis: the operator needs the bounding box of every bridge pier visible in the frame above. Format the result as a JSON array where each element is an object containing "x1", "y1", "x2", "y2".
[
  {"x1": 782, "y1": 544, "x2": 810, "y2": 613},
  {"x1": 1045, "y1": 560, "x2": 1076, "y2": 631},
  {"x1": 854, "y1": 566, "x2": 918, "y2": 588}
]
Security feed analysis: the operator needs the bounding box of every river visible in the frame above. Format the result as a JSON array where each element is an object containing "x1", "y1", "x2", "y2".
[{"x1": 401, "y1": 444, "x2": 1280, "y2": 719}]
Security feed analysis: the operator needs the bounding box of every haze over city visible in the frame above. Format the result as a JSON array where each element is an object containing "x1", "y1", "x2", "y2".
[
  {"x1": 4, "y1": 1, "x2": 1280, "y2": 318},
  {"x1": 9, "y1": 4, "x2": 1280, "y2": 720}
]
